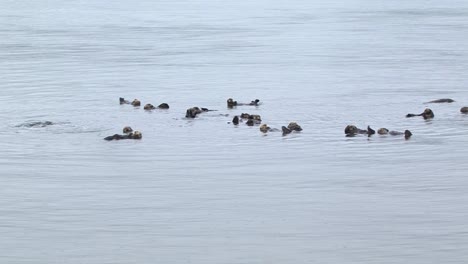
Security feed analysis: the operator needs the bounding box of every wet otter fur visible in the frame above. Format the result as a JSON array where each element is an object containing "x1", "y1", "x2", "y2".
[
  {"x1": 461, "y1": 107, "x2": 468, "y2": 113},
  {"x1": 104, "y1": 131, "x2": 142, "y2": 141},
  {"x1": 344, "y1": 125, "x2": 375, "y2": 137},
  {"x1": 123, "y1": 126, "x2": 133, "y2": 134},
  {"x1": 425, "y1": 98, "x2": 455, "y2": 103},
  {"x1": 406, "y1": 108, "x2": 434, "y2": 119},
  {"x1": 378, "y1": 128, "x2": 412, "y2": 139}
]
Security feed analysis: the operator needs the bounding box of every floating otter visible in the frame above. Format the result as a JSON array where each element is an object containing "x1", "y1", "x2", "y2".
[
  {"x1": 144, "y1": 103, "x2": 156, "y2": 110},
  {"x1": 260, "y1": 124, "x2": 270, "y2": 133},
  {"x1": 185, "y1": 107, "x2": 215, "y2": 118},
  {"x1": 131, "y1": 99, "x2": 141, "y2": 107},
  {"x1": 259, "y1": 124, "x2": 280, "y2": 133},
  {"x1": 232, "y1": 116, "x2": 239, "y2": 125},
  {"x1": 158, "y1": 103, "x2": 170, "y2": 109},
  {"x1": 425, "y1": 98, "x2": 455, "y2": 103},
  {"x1": 227, "y1": 98, "x2": 260, "y2": 108},
  {"x1": 119, "y1": 97, "x2": 140, "y2": 106},
  {"x1": 282, "y1": 122, "x2": 303, "y2": 135},
  {"x1": 144, "y1": 103, "x2": 169, "y2": 110},
  {"x1": 246, "y1": 114, "x2": 262, "y2": 126},
  {"x1": 344, "y1": 125, "x2": 375, "y2": 137},
  {"x1": 378, "y1": 128, "x2": 412, "y2": 139},
  {"x1": 406, "y1": 108, "x2": 434, "y2": 119},
  {"x1": 104, "y1": 131, "x2": 142, "y2": 141},
  {"x1": 123, "y1": 126, "x2": 133, "y2": 134},
  {"x1": 461, "y1": 107, "x2": 468, "y2": 114}
]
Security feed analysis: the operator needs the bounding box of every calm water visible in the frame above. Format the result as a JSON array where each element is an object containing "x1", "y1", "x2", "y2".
[{"x1": 1, "y1": 0, "x2": 468, "y2": 263}]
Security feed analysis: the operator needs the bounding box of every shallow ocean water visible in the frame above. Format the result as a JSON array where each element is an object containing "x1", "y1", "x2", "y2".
[{"x1": 1, "y1": 0, "x2": 468, "y2": 263}]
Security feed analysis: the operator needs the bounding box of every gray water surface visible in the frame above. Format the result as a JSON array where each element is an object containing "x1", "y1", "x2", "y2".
[{"x1": 1, "y1": 0, "x2": 468, "y2": 263}]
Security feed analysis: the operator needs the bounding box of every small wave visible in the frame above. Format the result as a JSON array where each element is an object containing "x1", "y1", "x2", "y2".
[{"x1": 15, "y1": 121, "x2": 56, "y2": 128}]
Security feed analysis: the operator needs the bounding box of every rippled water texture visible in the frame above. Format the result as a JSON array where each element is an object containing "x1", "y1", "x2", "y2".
[{"x1": 1, "y1": 0, "x2": 468, "y2": 263}]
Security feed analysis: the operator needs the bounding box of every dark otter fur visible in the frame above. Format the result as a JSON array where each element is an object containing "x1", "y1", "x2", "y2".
[
  {"x1": 406, "y1": 108, "x2": 434, "y2": 119},
  {"x1": 227, "y1": 98, "x2": 260, "y2": 108},
  {"x1": 426, "y1": 98, "x2": 455, "y2": 103},
  {"x1": 104, "y1": 131, "x2": 142, "y2": 141},
  {"x1": 345, "y1": 125, "x2": 375, "y2": 136},
  {"x1": 461, "y1": 107, "x2": 468, "y2": 113},
  {"x1": 120, "y1": 97, "x2": 130, "y2": 104},
  {"x1": 158, "y1": 103, "x2": 169, "y2": 109},
  {"x1": 123, "y1": 126, "x2": 133, "y2": 134},
  {"x1": 232, "y1": 116, "x2": 239, "y2": 125}
]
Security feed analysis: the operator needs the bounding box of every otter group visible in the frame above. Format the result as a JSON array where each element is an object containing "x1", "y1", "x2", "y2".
[
  {"x1": 120, "y1": 97, "x2": 170, "y2": 110},
  {"x1": 344, "y1": 98, "x2": 468, "y2": 140},
  {"x1": 104, "y1": 126, "x2": 142, "y2": 141},
  {"x1": 106, "y1": 97, "x2": 468, "y2": 141}
]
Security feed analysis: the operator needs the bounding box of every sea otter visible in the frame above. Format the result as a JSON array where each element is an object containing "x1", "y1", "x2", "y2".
[
  {"x1": 185, "y1": 107, "x2": 215, "y2": 118},
  {"x1": 344, "y1": 125, "x2": 375, "y2": 136},
  {"x1": 377, "y1": 128, "x2": 412, "y2": 139},
  {"x1": 461, "y1": 107, "x2": 468, "y2": 113},
  {"x1": 245, "y1": 114, "x2": 262, "y2": 126},
  {"x1": 425, "y1": 98, "x2": 455, "y2": 103},
  {"x1": 104, "y1": 131, "x2": 142, "y2": 141},
  {"x1": 131, "y1": 99, "x2": 141, "y2": 107},
  {"x1": 232, "y1": 116, "x2": 240, "y2": 125},
  {"x1": 123, "y1": 126, "x2": 133, "y2": 134},
  {"x1": 406, "y1": 108, "x2": 434, "y2": 119},
  {"x1": 227, "y1": 98, "x2": 260, "y2": 108},
  {"x1": 144, "y1": 103, "x2": 156, "y2": 110},
  {"x1": 158, "y1": 103, "x2": 170, "y2": 109},
  {"x1": 282, "y1": 122, "x2": 303, "y2": 135}
]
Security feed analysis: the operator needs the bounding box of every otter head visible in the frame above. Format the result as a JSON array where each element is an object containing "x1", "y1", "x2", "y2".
[
  {"x1": 123, "y1": 126, "x2": 133, "y2": 134},
  {"x1": 344, "y1": 125, "x2": 358, "y2": 135},
  {"x1": 287, "y1": 122, "x2": 302, "y2": 132},
  {"x1": 232, "y1": 116, "x2": 239, "y2": 125},
  {"x1": 246, "y1": 119, "x2": 254, "y2": 126},
  {"x1": 422, "y1": 108, "x2": 434, "y2": 119},
  {"x1": 259, "y1": 124, "x2": 270, "y2": 133},
  {"x1": 132, "y1": 131, "x2": 142, "y2": 139},
  {"x1": 460, "y1": 107, "x2": 468, "y2": 113},
  {"x1": 131, "y1": 99, "x2": 141, "y2": 107},
  {"x1": 378, "y1": 128, "x2": 389, "y2": 135},
  {"x1": 158, "y1": 103, "x2": 169, "y2": 109},
  {"x1": 227, "y1": 98, "x2": 237, "y2": 107},
  {"x1": 404, "y1": 130, "x2": 412, "y2": 139},
  {"x1": 144, "y1": 104, "x2": 155, "y2": 110}
]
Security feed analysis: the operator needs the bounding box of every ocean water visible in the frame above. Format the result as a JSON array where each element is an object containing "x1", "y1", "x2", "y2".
[{"x1": 1, "y1": 0, "x2": 468, "y2": 263}]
